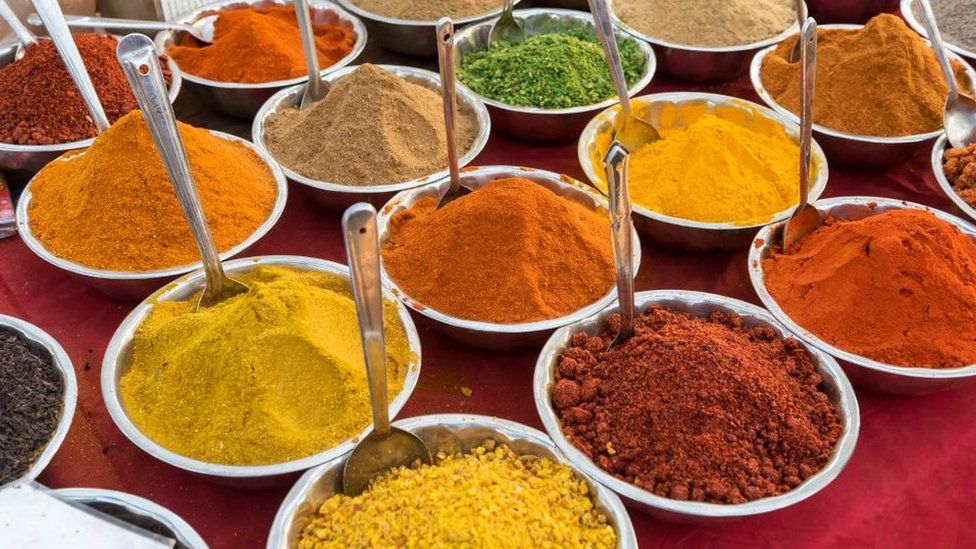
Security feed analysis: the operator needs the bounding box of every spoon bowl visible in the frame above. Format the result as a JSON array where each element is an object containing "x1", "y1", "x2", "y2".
[
  {"x1": 0, "y1": 0, "x2": 38, "y2": 60},
  {"x1": 488, "y1": 0, "x2": 524, "y2": 47}
]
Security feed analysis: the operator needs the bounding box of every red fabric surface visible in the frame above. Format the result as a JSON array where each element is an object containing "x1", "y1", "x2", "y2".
[{"x1": 2, "y1": 73, "x2": 975, "y2": 548}]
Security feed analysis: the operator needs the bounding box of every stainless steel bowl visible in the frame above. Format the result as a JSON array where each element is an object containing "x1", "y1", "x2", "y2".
[
  {"x1": 0, "y1": 314, "x2": 77, "y2": 488},
  {"x1": 578, "y1": 92, "x2": 829, "y2": 251},
  {"x1": 902, "y1": 0, "x2": 976, "y2": 60},
  {"x1": 453, "y1": 8, "x2": 656, "y2": 142},
  {"x1": 56, "y1": 488, "x2": 208, "y2": 549},
  {"x1": 810, "y1": 0, "x2": 899, "y2": 23},
  {"x1": 252, "y1": 64, "x2": 491, "y2": 211},
  {"x1": 749, "y1": 196, "x2": 976, "y2": 394},
  {"x1": 155, "y1": 0, "x2": 367, "y2": 119},
  {"x1": 377, "y1": 165, "x2": 642, "y2": 351},
  {"x1": 266, "y1": 414, "x2": 637, "y2": 549},
  {"x1": 533, "y1": 290, "x2": 860, "y2": 524},
  {"x1": 101, "y1": 255, "x2": 423, "y2": 489},
  {"x1": 750, "y1": 25, "x2": 976, "y2": 167},
  {"x1": 932, "y1": 134, "x2": 976, "y2": 223},
  {"x1": 610, "y1": 0, "x2": 803, "y2": 83},
  {"x1": 15, "y1": 130, "x2": 287, "y2": 302}
]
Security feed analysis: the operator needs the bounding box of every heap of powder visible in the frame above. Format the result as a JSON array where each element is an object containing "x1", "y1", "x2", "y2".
[
  {"x1": 121, "y1": 265, "x2": 413, "y2": 466},
  {"x1": 349, "y1": 0, "x2": 499, "y2": 20},
  {"x1": 923, "y1": 1, "x2": 976, "y2": 53},
  {"x1": 613, "y1": 0, "x2": 795, "y2": 47},
  {"x1": 943, "y1": 141, "x2": 976, "y2": 208},
  {"x1": 763, "y1": 209, "x2": 976, "y2": 368},
  {"x1": 553, "y1": 307, "x2": 842, "y2": 504},
  {"x1": 299, "y1": 441, "x2": 616, "y2": 548},
  {"x1": 761, "y1": 14, "x2": 970, "y2": 137},
  {"x1": 382, "y1": 178, "x2": 615, "y2": 323},
  {"x1": 166, "y1": 6, "x2": 356, "y2": 83},
  {"x1": 27, "y1": 111, "x2": 277, "y2": 272},
  {"x1": 265, "y1": 64, "x2": 478, "y2": 186}
]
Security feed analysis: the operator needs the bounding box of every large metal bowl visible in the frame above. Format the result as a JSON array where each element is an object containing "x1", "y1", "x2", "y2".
[
  {"x1": 266, "y1": 414, "x2": 637, "y2": 549},
  {"x1": 750, "y1": 24, "x2": 976, "y2": 167},
  {"x1": 533, "y1": 290, "x2": 860, "y2": 524},
  {"x1": 101, "y1": 255, "x2": 423, "y2": 489},
  {"x1": 377, "y1": 165, "x2": 642, "y2": 351},
  {"x1": 453, "y1": 8, "x2": 656, "y2": 142},
  {"x1": 901, "y1": 0, "x2": 976, "y2": 61},
  {"x1": 809, "y1": 0, "x2": 899, "y2": 23},
  {"x1": 932, "y1": 134, "x2": 976, "y2": 224},
  {"x1": 749, "y1": 196, "x2": 976, "y2": 394},
  {"x1": 15, "y1": 130, "x2": 287, "y2": 302},
  {"x1": 252, "y1": 64, "x2": 491, "y2": 211},
  {"x1": 155, "y1": 0, "x2": 367, "y2": 119},
  {"x1": 578, "y1": 92, "x2": 829, "y2": 251}
]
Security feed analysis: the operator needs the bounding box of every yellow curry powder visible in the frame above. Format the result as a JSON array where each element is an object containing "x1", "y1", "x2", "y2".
[{"x1": 119, "y1": 265, "x2": 413, "y2": 466}]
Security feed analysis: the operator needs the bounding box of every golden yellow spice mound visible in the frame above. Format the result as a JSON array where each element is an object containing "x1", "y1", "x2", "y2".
[
  {"x1": 299, "y1": 441, "x2": 617, "y2": 548},
  {"x1": 120, "y1": 265, "x2": 413, "y2": 466}
]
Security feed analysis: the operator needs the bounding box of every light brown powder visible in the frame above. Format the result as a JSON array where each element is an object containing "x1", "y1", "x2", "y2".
[
  {"x1": 614, "y1": 0, "x2": 795, "y2": 48},
  {"x1": 349, "y1": 0, "x2": 498, "y2": 20}
]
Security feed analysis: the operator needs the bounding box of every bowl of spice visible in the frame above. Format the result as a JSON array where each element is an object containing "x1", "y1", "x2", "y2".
[
  {"x1": 253, "y1": 63, "x2": 490, "y2": 210},
  {"x1": 0, "y1": 314, "x2": 76, "y2": 489},
  {"x1": 155, "y1": 0, "x2": 366, "y2": 118},
  {"x1": 902, "y1": 0, "x2": 976, "y2": 60},
  {"x1": 534, "y1": 290, "x2": 859, "y2": 524},
  {"x1": 750, "y1": 15, "x2": 976, "y2": 167},
  {"x1": 578, "y1": 92, "x2": 830, "y2": 251},
  {"x1": 453, "y1": 8, "x2": 655, "y2": 142},
  {"x1": 934, "y1": 135, "x2": 976, "y2": 223},
  {"x1": 266, "y1": 414, "x2": 637, "y2": 548},
  {"x1": 750, "y1": 196, "x2": 976, "y2": 394},
  {"x1": 101, "y1": 255, "x2": 422, "y2": 488}
]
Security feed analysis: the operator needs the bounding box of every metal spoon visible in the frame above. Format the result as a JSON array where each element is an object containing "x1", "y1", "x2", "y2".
[
  {"x1": 603, "y1": 141, "x2": 635, "y2": 349},
  {"x1": 341, "y1": 203, "x2": 431, "y2": 496},
  {"x1": 0, "y1": 0, "x2": 38, "y2": 60},
  {"x1": 488, "y1": 0, "x2": 524, "y2": 47},
  {"x1": 786, "y1": 0, "x2": 808, "y2": 63},
  {"x1": 434, "y1": 18, "x2": 466, "y2": 210},
  {"x1": 28, "y1": 13, "x2": 219, "y2": 43},
  {"x1": 295, "y1": 0, "x2": 329, "y2": 109},
  {"x1": 116, "y1": 33, "x2": 248, "y2": 310}
]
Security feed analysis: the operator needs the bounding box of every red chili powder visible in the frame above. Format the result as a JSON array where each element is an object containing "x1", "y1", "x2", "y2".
[
  {"x1": 553, "y1": 307, "x2": 842, "y2": 504},
  {"x1": 763, "y1": 209, "x2": 976, "y2": 368}
]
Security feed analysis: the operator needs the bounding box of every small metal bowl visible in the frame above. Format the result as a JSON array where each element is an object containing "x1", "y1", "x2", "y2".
[
  {"x1": 533, "y1": 290, "x2": 860, "y2": 524},
  {"x1": 155, "y1": 0, "x2": 367, "y2": 119},
  {"x1": 932, "y1": 134, "x2": 976, "y2": 224},
  {"x1": 266, "y1": 414, "x2": 637, "y2": 549},
  {"x1": 578, "y1": 92, "x2": 829, "y2": 251},
  {"x1": 101, "y1": 255, "x2": 422, "y2": 489},
  {"x1": 252, "y1": 64, "x2": 491, "y2": 211},
  {"x1": 902, "y1": 0, "x2": 976, "y2": 61},
  {"x1": 15, "y1": 130, "x2": 287, "y2": 302},
  {"x1": 610, "y1": 0, "x2": 804, "y2": 83},
  {"x1": 809, "y1": 0, "x2": 899, "y2": 23},
  {"x1": 750, "y1": 196, "x2": 976, "y2": 394},
  {"x1": 377, "y1": 165, "x2": 642, "y2": 351},
  {"x1": 750, "y1": 25, "x2": 976, "y2": 168},
  {"x1": 453, "y1": 8, "x2": 656, "y2": 142},
  {"x1": 56, "y1": 488, "x2": 207, "y2": 549},
  {"x1": 0, "y1": 314, "x2": 77, "y2": 488}
]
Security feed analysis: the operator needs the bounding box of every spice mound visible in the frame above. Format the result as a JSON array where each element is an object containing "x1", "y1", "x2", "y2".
[
  {"x1": 120, "y1": 265, "x2": 413, "y2": 466},
  {"x1": 166, "y1": 6, "x2": 356, "y2": 83},
  {"x1": 614, "y1": 0, "x2": 795, "y2": 47},
  {"x1": 457, "y1": 28, "x2": 645, "y2": 109},
  {"x1": 381, "y1": 177, "x2": 615, "y2": 323},
  {"x1": 349, "y1": 0, "x2": 498, "y2": 20},
  {"x1": 265, "y1": 64, "x2": 478, "y2": 186},
  {"x1": 0, "y1": 327, "x2": 64, "y2": 486},
  {"x1": 923, "y1": 1, "x2": 976, "y2": 54},
  {"x1": 553, "y1": 307, "x2": 842, "y2": 504},
  {"x1": 943, "y1": 142, "x2": 976, "y2": 209},
  {"x1": 763, "y1": 209, "x2": 976, "y2": 368},
  {"x1": 298, "y1": 441, "x2": 616, "y2": 548},
  {"x1": 27, "y1": 111, "x2": 276, "y2": 272},
  {"x1": 760, "y1": 14, "x2": 971, "y2": 137}
]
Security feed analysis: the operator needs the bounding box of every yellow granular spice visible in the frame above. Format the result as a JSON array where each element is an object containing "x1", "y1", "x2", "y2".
[
  {"x1": 299, "y1": 441, "x2": 617, "y2": 548},
  {"x1": 119, "y1": 265, "x2": 413, "y2": 466}
]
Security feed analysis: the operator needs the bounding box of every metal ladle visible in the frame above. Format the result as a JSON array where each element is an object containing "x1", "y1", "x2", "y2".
[
  {"x1": 295, "y1": 0, "x2": 329, "y2": 109},
  {"x1": 786, "y1": 0, "x2": 808, "y2": 63},
  {"x1": 0, "y1": 0, "x2": 38, "y2": 60},
  {"x1": 30, "y1": 13, "x2": 219, "y2": 43},
  {"x1": 488, "y1": 0, "x2": 524, "y2": 47},
  {"x1": 341, "y1": 203, "x2": 431, "y2": 496},
  {"x1": 603, "y1": 141, "x2": 635, "y2": 349},
  {"x1": 116, "y1": 33, "x2": 248, "y2": 310},
  {"x1": 434, "y1": 17, "x2": 466, "y2": 209}
]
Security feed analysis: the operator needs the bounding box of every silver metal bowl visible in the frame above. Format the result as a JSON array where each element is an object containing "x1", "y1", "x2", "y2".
[
  {"x1": 578, "y1": 92, "x2": 829, "y2": 251},
  {"x1": 750, "y1": 196, "x2": 976, "y2": 394},
  {"x1": 809, "y1": 0, "x2": 899, "y2": 23},
  {"x1": 101, "y1": 255, "x2": 423, "y2": 489},
  {"x1": 56, "y1": 488, "x2": 208, "y2": 549},
  {"x1": 266, "y1": 414, "x2": 637, "y2": 549},
  {"x1": 932, "y1": 134, "x2": 976, "y2": 224},
  {"x1": 902, "y1": 0, "x2": 976, "y2": 60},
  {"x1": 0, "y1": 314, "x2": 77, "y2": 488},
  {"x1": 252, "y1": 64, "x2": 491, "y2": 211},
  {"x1": 15, "y1": 130, "x2": 287, "y2": 302},
  {"x1": 454, "y1": 8, "x2": 656, "y2": 142},
  {"x1": 533, "y1": 290, "x2": 860, "y2": 524},
  {"x1": 750, "y1": 24, "x2": 976, "y2": 167},
  {"x1": 155, "y1": 0, "x2": 367, "y2": 119},
  {"x1": 377, "y1": 165, "x2": 642, "y2": 351},
  {"x1": 610, "y1": 0, "x2": 803, "y2": 83}
]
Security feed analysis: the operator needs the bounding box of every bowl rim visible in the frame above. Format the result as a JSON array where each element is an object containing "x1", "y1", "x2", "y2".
[
  {"x1": 100, "y1": 254, "x2": 423, "y2": 479},
  {"x1": 335, "y1": 0, "x2": 524, "y2": 26},
  {"x1": 900, "y1": 0, "x2": 976, "y2": 61},
  {"x1": 932, "y1": 134, "x2": 976, "y2": 224}
]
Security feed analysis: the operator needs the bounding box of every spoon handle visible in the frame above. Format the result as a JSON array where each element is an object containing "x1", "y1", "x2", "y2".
[
  {"x1": 294, "y1": 0, "x2": 324, "y2": 102},
  {"x1": 588, "y1": 0, "x2": 631, "y2": 118},
  {"x1": 0, "y1": 1, "x2": 37, "y2": 47},
  {"x1": 436, "y1": 18, "x2": 461, "y2": 197},
  {"x1": 798, "y1": 18, "x2": 816, "y2": 212},
  {"x1": 343, "y1": 203, "x2": 391, "y2": 438},
  {"x1": 915, "y1": 0, "x2": 959, "y2": 97},
  {"x1": 28, "y1": 13, "x2": 195, "y2": 34},
  {"x1": 603, "y1": 141, "x2": 634, "y2": 340},
  {"x1": 793, "y1": 0, "x2": 806, "y2": 28}
]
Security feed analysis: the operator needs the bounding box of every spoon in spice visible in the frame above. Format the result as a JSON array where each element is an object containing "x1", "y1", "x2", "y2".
[
  {"x1": 603, "y1": 141, "x2": 635, "y2": 349},
  {"x1": 295, "y1": 0, "x2": 329, "y2": 109},
  {"x1": 29, "y1": 13, "x2": 219, "y2": 44},
  {"x1": 116, "y1": 34, "x2": 249, "y2": 310},
  {"x1": 341, "y1": 203, "x2": 431, "y2": 496},
  {"x1": 0, "y1": 0, "x2": 38, "y2": 61},
  {"x1": 786, "y1": 0, "x2": 808, "y2": 63},
  {"x1": 488, "y1": 0, "x2": 524, "y2": 47},
  {"x1": 434, "y1": 18, "x2": 467, "y2": 209}
]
